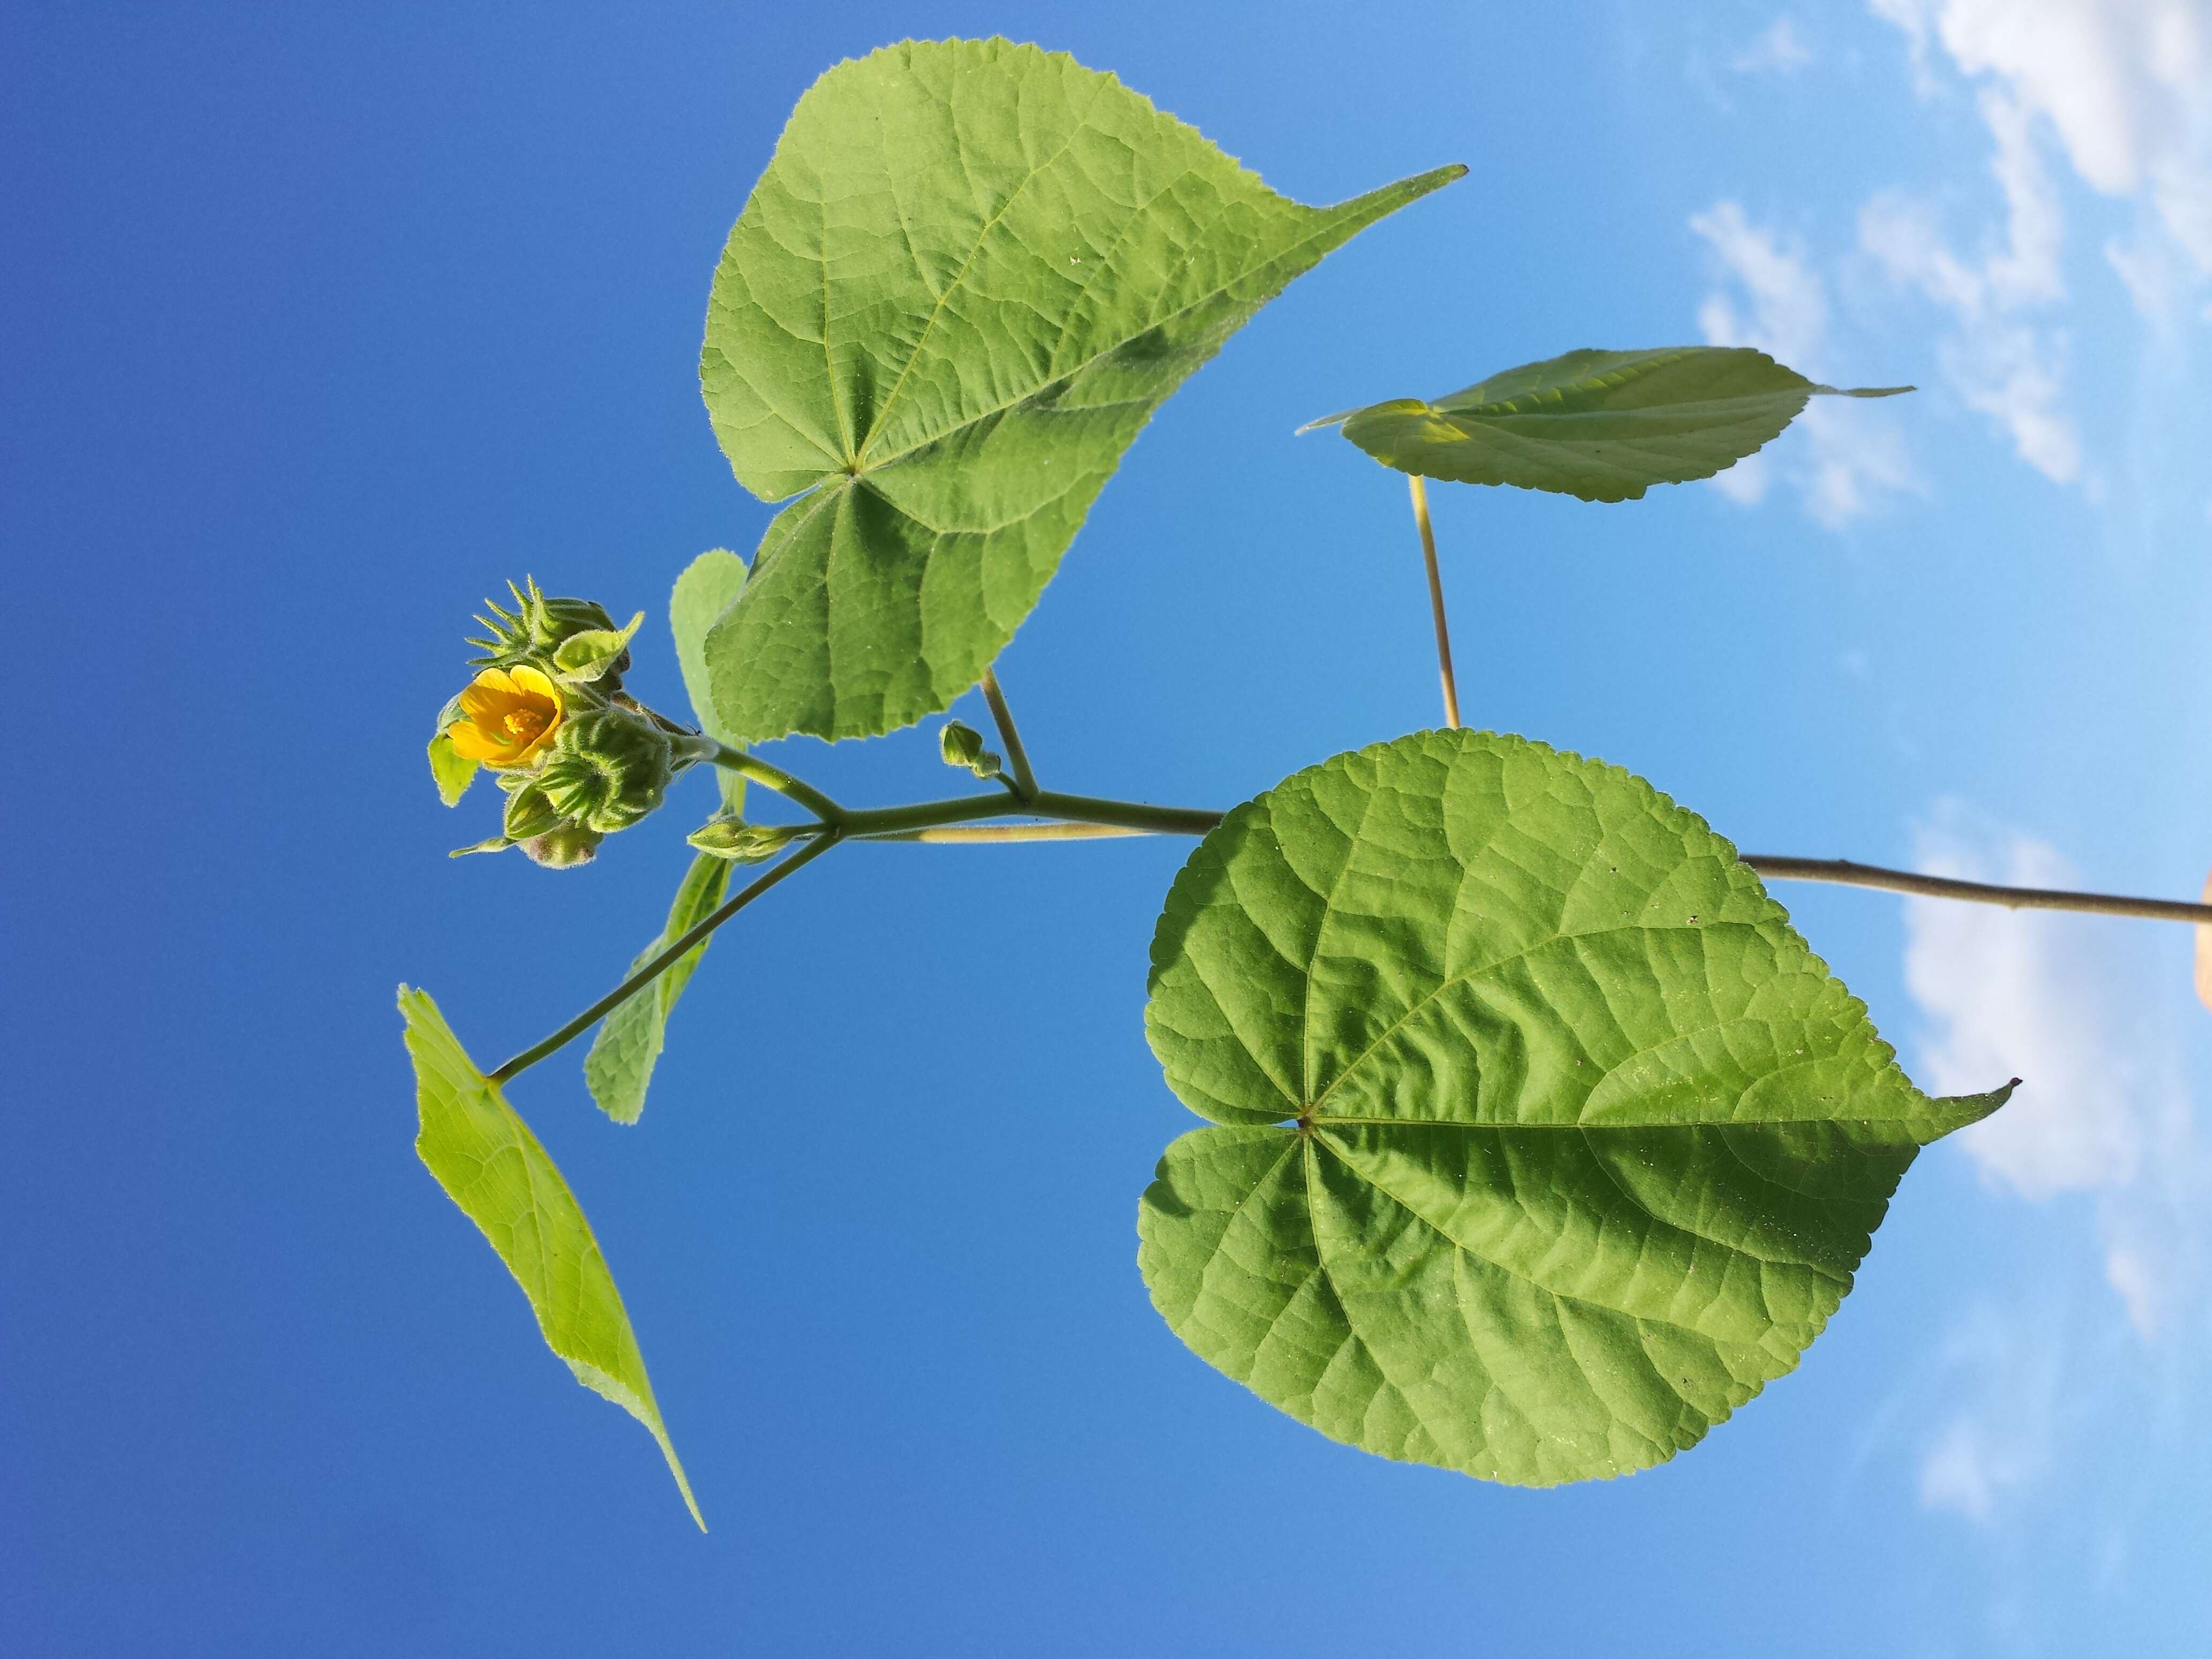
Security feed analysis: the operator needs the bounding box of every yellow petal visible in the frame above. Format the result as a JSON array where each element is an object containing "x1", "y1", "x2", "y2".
[
  {"x1": 507, "y1": 663, "x2": 562, "y2": 708},
  {"x1": 446, "y1": 722, "x2": 509, "y2": 764}
]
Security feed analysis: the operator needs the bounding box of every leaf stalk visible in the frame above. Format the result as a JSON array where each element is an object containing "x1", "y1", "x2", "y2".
[
  {"x1": 978, "y1": 668, "x2": 1040, "y2": 800},
  {"x1": 1407, "y1": 474, "x2": 1461, "y2": 730}
]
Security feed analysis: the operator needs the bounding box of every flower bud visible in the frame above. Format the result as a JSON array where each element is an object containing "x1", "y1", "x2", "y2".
[
  {"x1": 550, "y1": 612, "x2": 644, "y2": 687},
  {"x1": 940, "y1": 720, "x2": 1003, "y2": 780},
  {"x1": 502, "y1": 781, "x2": 568, "y2": 842},
  {"x1": 468, "y1": 578, "x2": 630, "y2": 687},
  {"x1": 687, "y1": 816, "x2": 806, "y2": 862},
  {"x1": 520, "y1": 825, "x2": 603, "y2": 869},
  {"x1": 536, "y1": 705, "x2": 672, "y2": 833}
]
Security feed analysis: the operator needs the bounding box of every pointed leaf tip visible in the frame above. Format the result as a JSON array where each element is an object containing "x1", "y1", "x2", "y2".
[
  {"x1": 1315, "y1": 346, "x2": 1909, "y2": 502},
  {"x1": 400, "y1": 985, "x2": 704, "y2": 1527},
  {"x1": 699, "y1": 39, "x2": 1460, "y2": 742},
  {"x1": 1141, "y1": 730, "x2": 2004, "y2": 1486}
]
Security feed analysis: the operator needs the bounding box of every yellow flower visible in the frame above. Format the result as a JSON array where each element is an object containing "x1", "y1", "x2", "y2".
[{"x1": 446, "y1": 664, "x2": 564, "y2": 767}]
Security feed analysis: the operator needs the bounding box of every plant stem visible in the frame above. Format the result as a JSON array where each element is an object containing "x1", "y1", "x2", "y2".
[
  {"x1": 836, "y1": 789, "x2": 1225, "y2": 840},
  {"x1": 1407, "y1": 474, "x2": 1461, "y2": 730},
  {"x1": 841, "y1": 803, "x2": 2212, "y2": 926},
  {"x1": 480, "y1": 788, "x2": 2212, "y2": 1085},
  {"x1": 862, "y1": 822, "x2": 1152, "y2": 843},
  {"x1": 486, "y1": 830, "x2": 842, "y2": 1083},
  {"x1": 978, "y1": 668, "x2": 1039, "y2": 800},
  {"x1": 707, "y1": 744, "x2": 845, "y2": 824},
  {"x1": 1740, "y1": 855, "x2": 2212, "y2": 925}
]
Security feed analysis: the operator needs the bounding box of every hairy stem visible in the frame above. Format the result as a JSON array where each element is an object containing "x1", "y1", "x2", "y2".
[
  {"x1": 487, "y1": 831, "x2": 841, "y2": 1082},
  {"x1": 978, "y1": 668, "x2": 1040, "y2": 800},
  {"x1": 1408, "y1": 474, "x2": 1461, "y2": 730},
  {"x1": 835, "y1": 789, "x2": 1224, "y2": 840},
  {"x1": 490, "y1": 774, "x2": 2212, "y2": 1085},
  {"x1": 1740, "y1": 855, "x2": 2212, "y2": 925},
  {"x1": 859, "y1": 822, "x2": 1152, "y2": 843},
  {"x1": 707, "y1": 744, "x2": 846, "y2": 823},
  {"x1": 844, "y1": 806, "x2": 2212, "y2": 925}
]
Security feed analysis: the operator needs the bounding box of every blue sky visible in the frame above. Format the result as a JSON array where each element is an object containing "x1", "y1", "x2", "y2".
[{"x1": 6, "y1": 2, "x2": 2211, "y2": 1653}]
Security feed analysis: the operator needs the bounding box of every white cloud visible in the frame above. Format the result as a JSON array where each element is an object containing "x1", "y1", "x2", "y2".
[
  {"x1": 1903, "y1": 808, "x2": 2210, "y2": 1337},
  {"x1": 1860, "y1": 1, "x2": 2212, "y2": 486},
  {"x1": 1730, "y1": 17, "x2": 1815, "y2": 76},
  {"x1": 1855, "y1": 87, "x2": 2083, "y2": 483},
  {"x1": 1690, "y1": 200, "x2": 1920, "y2": 526},
  {"x1": 1895, "y1": 809, "x2": 2212, "y2": 1525},
  {"x1": 1916, "y1": 1306, "x2": 2064, "y2": 1520},
  {"x1": 1903, "y1": 819, "x2": 2141, "y2": 1194},
  {"x1": 1873, "y1": 0, "x2": 2212, "y2": 275}
]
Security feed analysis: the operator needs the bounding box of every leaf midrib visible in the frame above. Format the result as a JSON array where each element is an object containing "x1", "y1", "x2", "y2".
[
  {"x1": 1302, "y1": 1130, "x2": 1823, "y2": 1366},
  {"x1": 833, "y1": 181, "x2": 1424, "y2": 482},
  {"x1": 1437, "y1": 349, "x2": 1701, "y2": 417},
  {"x1": 1437, "y1": 392, "x2": 1804, "y2": 428},
  {"x1": 851, "y1": 77, "x2": 1102, "y2": 469},
  {"x1": 1302, "y1": 913, "x2": 1776, "y2": 1116}
]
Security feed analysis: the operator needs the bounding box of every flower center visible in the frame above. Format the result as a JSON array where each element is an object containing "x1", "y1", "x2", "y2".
[{"x1": 502, "y1": 707, "x2": 548, "y2": 742}]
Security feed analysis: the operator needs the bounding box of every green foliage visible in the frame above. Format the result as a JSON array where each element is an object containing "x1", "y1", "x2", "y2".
[
  {"x1": 697, "y1": 37, "x2": 1463, "y2": 743},
  {"x1": 400, "y1": 987, "x2": 703, "y2": 1526},
  {"x1": 585, "y1": 854, "x2": 734, "y2": 1124},
  {"x1": 668, "y1": 549, "x2": 749, "y2": 812},
  {"x1": 426, "y1": 732, "x2": 476, "y2": 806},
  {"x1": 1303, "y1": 346, "x2": 1908, "y2": 501},
  {"x1": 406, "y1": 39, "x2": 2045, "y2": 1523},
  {"x1": 939, "y1": 720, "x2": 1003, "y2": 781},
  {"x1": 1139, "y1": 730, "x2": 2011, "y2": 1485},
  {"x1": 686, "y1": 817, "x2": 805, "y2": 862},
  {"x1": 551, "y1": 610, "x2": 644, "y2": 685}
]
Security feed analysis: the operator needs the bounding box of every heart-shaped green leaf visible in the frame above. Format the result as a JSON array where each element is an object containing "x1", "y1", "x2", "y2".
[
  {"x1": 1139, "y1": 730, "x2": 2009, "y2": 1486},
  {"x1": 1302, "y1": 346, "x2": 1908, "y2": 502},
  {"x1": 402, "y1": 987, "x2": 704, "y2": 1526},
  {"x1": 699, "y1": 38, "x2": 1462, "y2": 742}
]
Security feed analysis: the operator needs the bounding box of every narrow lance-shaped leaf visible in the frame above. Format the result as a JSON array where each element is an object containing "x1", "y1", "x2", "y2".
[
  {"x1": 579, "y1": 548, "x2": 753, "y2": 1124},
  {"x1": 700, "y1": 36, "x2": 1463, "y2": 742},
  {"x1": 401, "y1": 987, "x2": 705, "y2": 1527},
  {"x1": 1302, "y1": 346, "x2": 1908, "y2": 502},
  {"x1": 584, "y1": 853, "x2": 733, "y2": 1125},
  {"x1": 1139, "y1": 730, "x2": 2012, "y2": 1487}
]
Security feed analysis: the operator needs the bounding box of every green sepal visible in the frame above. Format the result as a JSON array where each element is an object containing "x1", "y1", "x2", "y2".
[
  {"x1": 939, "y1": 721, "x2": 1003, "y2": 781},
  {"x1": 553, "y1": 611, "x2": 646, "y2": 686},
  {"x1": 449, "y1": 835, "x2": 513, "y2": 858},
  {"x1": 468, "y1": 578, "x2": 622, "y2": 669},
  {"x1": 428, "y1": 732, "x2": 477, "y2": 806}
]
